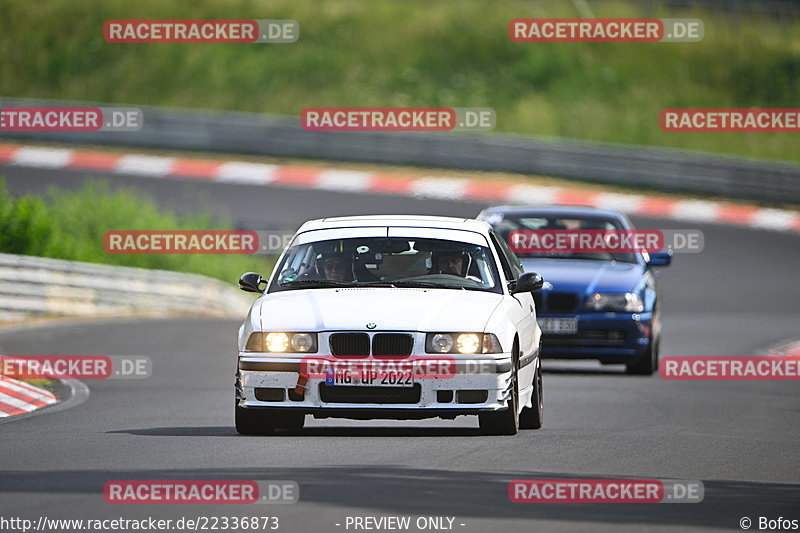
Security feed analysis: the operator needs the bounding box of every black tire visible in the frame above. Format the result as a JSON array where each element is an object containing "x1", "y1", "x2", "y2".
[
  {"x1": 274, "y1": 412, "x2": 305, "y2": 430},
  {"x1": 479, "y1": 345, "x2": 520, "y2": 436},
  {"x1": 626, "y1": 336, "x2": 659, "y2": 375},
  {"x1": 520, "y1": 361, "x2": 543, "y2": 429},
  {"x1": 235, "y1": 402, "x2": 276, "y2": 435}
]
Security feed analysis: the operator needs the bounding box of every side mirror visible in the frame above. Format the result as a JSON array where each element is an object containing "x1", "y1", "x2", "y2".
[
  {"x1": 647, "y1": 251, "x2": 673, "y2": 267},
  {"x1": 511, "y1": 272, "x2": 544, "y2": 294},
  {"x1": 239, "y1": 272, "x2": 265, "y2": 293}
]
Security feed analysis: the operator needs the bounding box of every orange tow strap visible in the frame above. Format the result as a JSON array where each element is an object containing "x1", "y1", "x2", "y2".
[{"x1": 293, "y1": 371, "x2": 309, "y2": 397}]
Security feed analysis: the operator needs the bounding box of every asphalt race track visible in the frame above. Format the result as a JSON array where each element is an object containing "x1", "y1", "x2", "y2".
[{"x1": 0, "y1": 163, "x2": 798, "y2": 532}]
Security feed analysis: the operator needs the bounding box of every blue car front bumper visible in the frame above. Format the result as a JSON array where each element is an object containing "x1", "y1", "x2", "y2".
[{"x1": 540, "y1": 311, "x2": 653, "y2": 364}]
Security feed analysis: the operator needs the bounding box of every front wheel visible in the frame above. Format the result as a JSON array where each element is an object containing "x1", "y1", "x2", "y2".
[
  {"x1": 626, "y1": 336, "x2": 659, "y2": 375},
  {"x1": 235, "y1": 404, "x2": 306, "y2": 435},
  {"x1": 235, "y1": 402, "x2": 276, "y2": 435},
  {"x1": 520, "y1": 362, "x2": 543, "y2": 429},
  {"x1": 479, "y1": 351, "x2": 520, "y2": 436}
]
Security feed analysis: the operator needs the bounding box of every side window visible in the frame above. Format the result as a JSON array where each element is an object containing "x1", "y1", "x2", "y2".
[
  {"x1": 499, "y1": 235, "x2": 525, "y2": 278},
  {"x1": 489, "y1": 232, "x2": 516, "y2": 281}
]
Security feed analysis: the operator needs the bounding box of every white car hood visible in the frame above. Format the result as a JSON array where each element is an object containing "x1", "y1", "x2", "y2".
[{"x1": 256, "y1": 288, "x2": 503, "y2": 332}]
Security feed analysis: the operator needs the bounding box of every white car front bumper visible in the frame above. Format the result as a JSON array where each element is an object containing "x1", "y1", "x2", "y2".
[{"x1": 236, "y1": 353, "x2": 516, "y2": 419}]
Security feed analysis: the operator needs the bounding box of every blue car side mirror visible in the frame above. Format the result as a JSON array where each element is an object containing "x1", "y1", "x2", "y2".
[{"x1": 647, "y1": 250, "x2": 673, "y2": 267}]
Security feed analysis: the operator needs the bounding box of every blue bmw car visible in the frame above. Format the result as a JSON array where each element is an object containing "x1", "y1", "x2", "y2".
[{"x1": 477, "y1": 206, "x2": 671, "y2": 375}]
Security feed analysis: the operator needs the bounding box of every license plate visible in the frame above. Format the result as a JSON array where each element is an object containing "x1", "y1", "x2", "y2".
[
  {"x1": 327, "y1": 370, "x2": 415, "y2": 387},
  {"x1": 539, "y1": 317, "x2": 578, "y2": 335}
]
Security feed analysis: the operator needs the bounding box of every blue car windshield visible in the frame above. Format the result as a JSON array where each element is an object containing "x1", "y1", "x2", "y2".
[{"x1": 490, "y1": 215, "x2": 638, "y2": 263}]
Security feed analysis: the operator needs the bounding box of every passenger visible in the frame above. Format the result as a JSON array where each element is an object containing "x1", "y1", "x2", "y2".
[{"x1": 316, "y1": 252, "x2": 353, "y2": 281}]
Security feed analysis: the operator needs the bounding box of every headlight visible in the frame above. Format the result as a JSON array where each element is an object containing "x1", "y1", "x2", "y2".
[
  {"x1": 425, "y1": 333, "x2": 503, "y2": 354},
  {"x1": 266, "y1": 333, "x2": 289, "y2": 352},
  {"x1": 456, "y1": 333, "x2": 481, "y2": 354},
  {"x1": 429, "y1": 333, "x2": 455, "y2": 353},
  {"x1": 290, "y1": 333, "x2": 315, "y2": 352},
  {"x1": 586, "y1": 293, "x2": 644, "y2": 312},
  {"x1": 244, "y1": 332, "x2": 318, "y2": 353}
]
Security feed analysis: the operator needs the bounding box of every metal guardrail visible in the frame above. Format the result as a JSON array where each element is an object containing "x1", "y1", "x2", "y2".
[
  {"x1": 1, "y1": 97, "x2": 799, "y2": 204},
  {"x1": 0, "y1": 253, "x2": 253, "y2": 322}
]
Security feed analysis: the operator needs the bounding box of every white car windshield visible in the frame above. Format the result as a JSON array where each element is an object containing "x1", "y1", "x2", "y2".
[{"x1": 270, "y1": 237, "x2": 501, "y2": 293}]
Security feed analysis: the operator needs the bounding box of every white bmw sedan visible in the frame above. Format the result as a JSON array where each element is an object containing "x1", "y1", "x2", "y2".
[{"x1": 235, "y1": 215, "x2": 544, "y2": 435}]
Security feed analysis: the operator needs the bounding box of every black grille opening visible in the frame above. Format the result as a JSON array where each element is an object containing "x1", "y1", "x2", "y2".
[
  {"x1": 584, "y1": 330, "x2": 627, "y2": 341},
  {"x1": 287, "y1": 389, "x2": 304, "y2": 401},
  {"x1": 254, "y1": 388, "x2": 285, "y2": 402},
  {"x1": 547, "y1": 292, "x2": 579, "y2": 313},
  {"x1": 372, "y1": 333, "x2": 414, "y2": 356},
  {"x1": 319, "y1": 383, "x2": 421, "y2": 404},
  {"x1": 436, "y1": 390, "x2": 454, "y2": 403},
  {"x1": 542, "y1": 330, "x2": 627, "y2": 347},
  {"x1": 456, "y1": 390, "x2": 488, "y2": 404},
  {"x1": 329, "y1": 333, "x2": 370, "y2": 356}
]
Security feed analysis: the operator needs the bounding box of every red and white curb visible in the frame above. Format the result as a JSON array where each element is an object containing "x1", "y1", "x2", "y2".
[
  {"x1": 769, "y1": 340, "x2": 800, "y2": 359},
  {"x1": 2, "y1": 143, "x2": 799, "y2": 233},
  {"x1": 0, "y1": 375, "x2": 58, "y2": 417}
]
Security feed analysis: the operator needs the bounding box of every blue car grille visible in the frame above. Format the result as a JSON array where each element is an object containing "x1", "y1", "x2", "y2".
[
  {"x1": 536, "y1": 292, "x2": 579, "y2": 313},
  {"x1": 543, "y1": 330, "x2": 627, "y2": 347}
]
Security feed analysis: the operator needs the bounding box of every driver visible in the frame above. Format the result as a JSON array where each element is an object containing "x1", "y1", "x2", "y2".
[{"x1": 430, "y1": 250, "x2": 468, "y2": 277}]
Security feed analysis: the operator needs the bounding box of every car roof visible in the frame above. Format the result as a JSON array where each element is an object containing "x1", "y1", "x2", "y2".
[
  {"x1": 480, "y1": 205, "x2": 626, "y2": 220},
  {"x1": 297, "y1": 215, "x2": 492, "y2": 234}
]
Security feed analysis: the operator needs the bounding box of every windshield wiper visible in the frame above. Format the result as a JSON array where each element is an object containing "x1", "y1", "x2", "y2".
[
  {"x1": 387, "y1": 280, "x2": 463, "y2": 289},
  {"x1": 280, "y1": 279, "x2": 468, "y2": 290},
  {"x1": 352, "y1": 281, "x2": 401, "y2": 288},
  {"x1": 279, "y1": 279, "x2": 355, "y2": 288}
]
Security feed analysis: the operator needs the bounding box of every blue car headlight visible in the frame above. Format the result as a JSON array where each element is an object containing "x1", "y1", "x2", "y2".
[{"x1": 586, "y1": 293, "x2": 644, "y2": 313}]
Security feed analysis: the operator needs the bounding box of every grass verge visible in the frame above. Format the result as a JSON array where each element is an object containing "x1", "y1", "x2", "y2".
[
  {"x1": 1, "y1": 0, "x2": 798, "y2": 162},
  {"x1": 0, "y1": 179, "x2": 275, "y2": 284}
]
